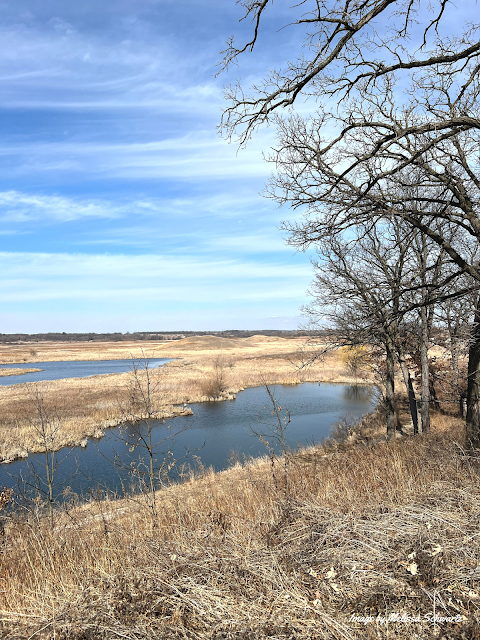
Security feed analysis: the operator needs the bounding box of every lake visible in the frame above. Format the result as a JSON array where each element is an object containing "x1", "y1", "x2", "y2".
[
  {"x1": 0, "y1": 382, "x2": 376, "y2": 502},
  {"x1": 0, "y1": 358, "x2": 172, "y2": 386}
]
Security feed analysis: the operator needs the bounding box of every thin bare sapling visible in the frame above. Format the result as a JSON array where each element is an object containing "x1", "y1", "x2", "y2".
[
  {"x1": 251, "y1": 378, "x2": 292, "y2": 494},
  {"x1": 111, "y1": 354, "x2": 197, "y2": 516},
  {"x1": 13, "y1": 383, "x2": 76, "y2": 529}
]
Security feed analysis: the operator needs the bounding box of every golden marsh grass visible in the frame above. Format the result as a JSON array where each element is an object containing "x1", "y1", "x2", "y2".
[{"x1": 0, "y1": 368, "x2": 43, "y2": 377}]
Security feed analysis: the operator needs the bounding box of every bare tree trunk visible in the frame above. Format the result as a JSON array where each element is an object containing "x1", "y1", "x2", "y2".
[
  {"x1": 385, "y1": 338, "x2": 396, "y2": 440},
  {"x1": 446, "y1": 309, "x2": 462, "y2": 413},
  {"x1": 451, "y1": 339, "x2": 463, "y2": 416},
  {"x1": 419, "y1": 305, "x2": 430, "y2": 434},
  {"x1": 466, "y1": 301, "x2": 480, "y2": 449},
  {"x1": 397, "y1": 351, "x2": 419, "y2": 435},
  {"x1": 429, "y1": 372, "x2": 441, "y2": 412}
]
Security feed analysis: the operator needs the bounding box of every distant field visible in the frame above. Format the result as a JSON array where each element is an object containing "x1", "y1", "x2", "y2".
[{"x1": 0, "y1": 334, "x2": 320, "y2": 364}]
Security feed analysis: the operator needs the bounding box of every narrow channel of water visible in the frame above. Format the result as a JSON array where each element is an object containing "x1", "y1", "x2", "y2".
[
  {"x1": 0, "y1": 358, "x2": 171, "y2": 386},
  {"x1": 0, "y1": 382, "x2": 376, "y2": 503}
]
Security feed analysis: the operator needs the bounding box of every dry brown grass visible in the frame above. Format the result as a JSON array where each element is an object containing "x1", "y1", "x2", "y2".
[
  {"x1": 0, "y1": 410, "x2": 478, "y2": 639},
  {"x1": 0, "y1": 368, "x2": 43, "y2": 377},
  {"x1": 0, "y1": 337, "x2": 365, "y2": 462},
  {"x1": 0, "y1": 340, "x2": 178, "y2": 364}
]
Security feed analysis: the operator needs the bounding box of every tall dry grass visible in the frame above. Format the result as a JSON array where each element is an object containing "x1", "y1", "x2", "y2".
[
  {"x1": 0, "y1": 368, "x2": 43, "y2": 378},
  {"x1": 1, "y1": 410, "x2": 479, "y2": 639}
]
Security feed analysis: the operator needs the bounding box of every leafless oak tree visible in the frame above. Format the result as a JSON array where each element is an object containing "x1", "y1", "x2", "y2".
[
  {"x1": 221, "y1": 0, "x2": 480, "y2": 147},
  {"x1": 220, "y1": 1, "x2": 480, "y2": 445},
  {"x1": 303, "y1": 220, "x2": 422, "y2": 438},
  {"x1": 436, "y1": 282, "x2": 478, "y2": 415}
]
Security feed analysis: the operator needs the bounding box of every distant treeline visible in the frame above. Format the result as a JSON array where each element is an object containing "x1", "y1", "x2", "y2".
[{"x1": 0, "y1": 330, "x2": 330, "y2": 344}]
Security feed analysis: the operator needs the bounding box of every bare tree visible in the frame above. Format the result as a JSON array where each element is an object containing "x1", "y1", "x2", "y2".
[
  {"x1": 266, "y1": 113, "x2": 480, "y2": 442},
  {"x1": 200, "y1": 355, "x2": 230, "y2": 399},
  {"x1": 303, "y1": 220, "x2": 421, "y2": 438},
  {"x1": 111, "y1": 355, "x2": 195, "y2": 518},
  {"x1": 251, "y1": 378, "x2": 292, "y2": 493},
  {"x1": 395, "y1": 328, "x2": 420, "y2": 436},
  {"x1": 406, "y1": 226, "x2": 454, "y2": 432},
  {"x1": 220, "y1": 1, "x2": 480, "y2": 446},
  {"x1": 276, "y1": 126, "x2": 480, "y2": 444},
  {"x1": 16, "y1": 384, "x2": 75, "y2": 529},
  {"x1": 436, "y1": 283, "x2": 478, "y2": 415},
  {"x1": 220, "y1": 1, "x2": 480, "y2": 148}
]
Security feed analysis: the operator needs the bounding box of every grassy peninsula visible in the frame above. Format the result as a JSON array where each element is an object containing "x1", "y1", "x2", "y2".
[{"x1": 0, "y1": 368, "x2": 43, "y2": 377}]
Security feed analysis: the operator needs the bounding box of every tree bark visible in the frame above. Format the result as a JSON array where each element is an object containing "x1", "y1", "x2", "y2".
[
  {"x1": 447, "y1": 313, "x2": 462, "y2": 414},
  {"x1": 419, "y1": 304, "x2": 430, "y2": 434},
  {"x1": 451, "y1": 340, "x2": 463, "y2": 416},
  {"x1": 398, "y1": 351, "x2": 419, "y2": 435},
  {"x1": 429, "y1": 372, "x2": 441, "y2": 412},
  {"x1": 385, "y1": 338, "x2": 396, "y2": 440},
  {"x1": 466, "y1": 300, "x2": 480, "y2": 449}
]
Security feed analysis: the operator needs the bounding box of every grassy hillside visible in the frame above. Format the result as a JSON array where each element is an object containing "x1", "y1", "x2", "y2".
[{"x1": 1, "y1": 409, "x2": 479, "y2": 639}]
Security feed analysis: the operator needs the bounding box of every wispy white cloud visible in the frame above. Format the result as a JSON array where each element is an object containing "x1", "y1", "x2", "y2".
[
  {"x1": 0, "y1": 250, "x2": 310, "y2": 280},
  {"x1": 0, "y1": 189, "x2": 275, "y2": 226},
  {"x1": 0, "y1": 18, "x2": 219, "y2": 112},
  {"x1": 0, "y1": 133, "x2": 272, "y2": 181},
  {"x1": 0, "y1": 191, "x2": 125, "y2": 222},
  {"x1": 0, "y1": 12, "x2": 275, "y2": 184},
  {"x1": 205, "y1": 234, "x2": 291, "y2": 254},
  {"x1": 0, "y1": 251, "x2": 311, "y2": 304}
]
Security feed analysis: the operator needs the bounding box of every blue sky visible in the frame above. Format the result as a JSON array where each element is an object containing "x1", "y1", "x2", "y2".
[{"x1": 0, "y1": 0, "x2": 312, "y2": 332}]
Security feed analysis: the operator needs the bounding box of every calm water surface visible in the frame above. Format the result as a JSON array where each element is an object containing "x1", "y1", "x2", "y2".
[
  {"x1": 0, "y1": 382, "x2": 376, "y2": 502},
  {"x1": 0, "y1": 358, "x2": 171, "y2": 385}
]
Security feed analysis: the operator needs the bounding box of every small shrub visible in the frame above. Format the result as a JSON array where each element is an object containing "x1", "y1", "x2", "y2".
[
  {"x1": 0, "y1": 486, "x2": 13, "y2": 538},
  {"x1": 340, "y1": 345, "x2": 372, "y2": 377},
  {"x1": 200, "y1": 356, "x2": 228, "y2": 398},
  {"x1": 330, "y1": 418, "x2": 357, "y2": 443}
]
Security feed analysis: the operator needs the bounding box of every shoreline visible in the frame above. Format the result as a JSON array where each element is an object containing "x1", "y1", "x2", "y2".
[{"x1": 0, "y1": 367, "x2": 44, "y2": 377}]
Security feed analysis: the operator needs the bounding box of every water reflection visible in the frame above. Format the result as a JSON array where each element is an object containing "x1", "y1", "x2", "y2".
[{"x1": 342, "y1": 384, "x2": 375, "y2": 402}]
